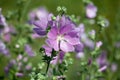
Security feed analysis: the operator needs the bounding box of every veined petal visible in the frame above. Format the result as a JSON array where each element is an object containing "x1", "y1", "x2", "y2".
[
  {"x1": 60, "y1": 40, "x2": 74, "y2": 52},
  {"x1": 47, "y1": 39, "x2": 59, "y2": 51},
  {"x1": 59, "y1": 15, "x2": 66, "y2": 27},
  {"x1": 67, "y1": 31, "x2": 78, "y2": 37},
  {"x1": 53, "y1": 40, "x2": 59, "y2": 51},
  {"x1": 45, "y1": 39, "x2": 52, "y2": 47},
  {"x1": 47, "y1": 27, "x2": 58, "y2": 39},
  {"x1": 59, "y1": 24, "x2": 73, "y2": 34},
  {"x1": 46, "y1": 39, "x2": 54, "y2": 47},
  {"x1": 64, "y1": 35, "x2": 80, "y2": 45}
]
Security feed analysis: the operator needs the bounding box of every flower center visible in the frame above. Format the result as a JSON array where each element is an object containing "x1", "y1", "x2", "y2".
[{"x1": 57, "y1": 35, "x2": 64, "y2": 41}]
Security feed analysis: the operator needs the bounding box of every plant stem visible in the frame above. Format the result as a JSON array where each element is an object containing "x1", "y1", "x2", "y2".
[
  {"x1": 82, "y1": 73, "x2": 85, "y2": 80},
  {"x1": 45, "y1": 61, "x2": 50, "y2": 75}
]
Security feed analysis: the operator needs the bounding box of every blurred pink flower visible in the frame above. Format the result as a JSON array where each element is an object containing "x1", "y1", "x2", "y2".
[{"x1": 86, "y1": 3, "x2": 97, "y2": 18}]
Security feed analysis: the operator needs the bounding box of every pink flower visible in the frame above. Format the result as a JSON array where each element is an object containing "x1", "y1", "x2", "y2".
[{"x1": 86, "y1": 4, "x2": 97, "y2": 18}]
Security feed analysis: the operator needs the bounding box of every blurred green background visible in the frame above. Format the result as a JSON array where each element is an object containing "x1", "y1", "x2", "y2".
[{"x1": 0, "y1": 0, "x2": 120, "y2": 80}]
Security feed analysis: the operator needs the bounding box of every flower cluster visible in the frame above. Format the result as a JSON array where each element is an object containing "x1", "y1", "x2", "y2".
[
  {"x1": 5, "y1": 54, "x2": 32, "y2": 77},
  {"x1": 29, "y1": 7, "x2": 85, "y2": 65},
  {"x1": 0, "y1": 8, "x2": 10, "y2": 56},
  {"x1": 0, "y1": 7, "x2": 36, "y2": 80}
]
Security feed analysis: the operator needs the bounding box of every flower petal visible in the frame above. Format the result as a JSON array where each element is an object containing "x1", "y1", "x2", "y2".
[
  {"x1": 47, "y1": 27, "x2": 58, "y2": 39},
  {"x1": 47, "y1": 39, "x2": 59, "y2": 51},
  {"x1": 53, "y1": 40, "x2": 59, "y2": 51},
  {"x1": 86, "y1": 4, "x2": 97, "y2": 18},
  {"x1": 60, "y1": 40, "x2": 74, "y2": 52},
  {"x1": 59, "y1": 24, "x2": 73, "y2": 34},
  {"x1": 33, "y1": 20, "x2": 47, "y2": 30},
  {"x1": 67, "y1": 31, "x2": 78, "y2": 37},
  {"x1": 42, "y1": 45, "x2": 52, "y2": 56},
  {"x1": 64, "y1": 35, "x2": 80, "y2": 45},
  {"x1": 74, "y1": 44, "x2": 84, "y2": 52},
  {"x1": 33, "y1": 28, "x2": 46, "y2": 36}
]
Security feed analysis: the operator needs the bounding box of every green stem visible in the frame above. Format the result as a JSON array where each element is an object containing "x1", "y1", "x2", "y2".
[
  {"x1": 45, "y1": 61, "x2": 50, "y2": 75},
  {"x1": 82, "y1": 73, "x2": 85, "y2": 80}
]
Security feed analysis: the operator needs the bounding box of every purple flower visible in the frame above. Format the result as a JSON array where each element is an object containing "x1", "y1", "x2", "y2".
[
  {"x1": 4, "y1": 56, "x2": 32, "y2": 77},
  {"x1": 4, "y1": 66, "x2": 9, "y2": 75},
  {"x1": 2, "y1": 25, "x2": 16, "y2": 42},
  {"x1": 0, "y1": 9, "x2": 14, "y2": 44},
  {"x1": 0, "y1": 40, "x2": 6, "y2": 51},
  {"x1": 0, "y1": 40, "x2": 9, "y2": 56},
  {"x1": 96, "y1": 51, "x2": 108, "y2": 71},
  {"x1": 75, "y1": 23, "x2": 85, "y2": 36},
  {"x1": 75, "y1": 24, "x2": 95, "y2": 49},
  {"x1": 29, "y1": 7, "x2": 53, "y2": 37},
  {"x1": 0, "y1": 8, "x2": 8, "y2": 27},
  {"x1": 98, "y1": 65, "x2": 107, "y2": 72},
  {"x1": 76, "y1": 52, "x2": 84, "y2": 58},
  {"x1": 81, "y1": 33, "x2": 95, "y2": 49},
  {"x1": 75, "y1": 44, "x2": 84, "y2": 53},
  {"x1": 97, "y1": 52, "x2": 108, "y2": 72},
  {"x1": 45, "y1": 15, "x2": 81, "y2": 53},
  {"x1": 4, "y1": 59, "x2": 16, "y2": 75},
  {"x1": 74, "y1": 44, "x2": 84, "y2": 58},
  {"x1": 25, "y1": 44, "x2": 35, "y2": 57},
  {"x1": 86, "y1": 3, "x2": 97, "y2": 18},
  {"x1": 96, "y1": 41, "x2": 102, "y2": 48},
  {"x1": 15, "y1": 72, "x2": 24, "y2": 77},
  {"x1": 25, "y1": 64, "x2": 32, "y2": 70},
  {"x1": 29, "y1": 7, "x2": 49, "y2": 23},
  {"x1": 0, "y1": 8, "x2": 9, "y2": 35},
  {"x1": 47, "y1": 24, "x2": 80, "y2": 52},
  {"x1": 3, "y1": 33, "x2": 11, "y2": 42},
  {"x1": 17, "y1": 54, "x2": 23, "y2": 61},
  {"x1": 56, "y1": 15, "x2": 76, "y2": 28}
]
